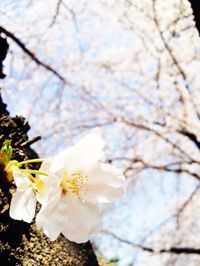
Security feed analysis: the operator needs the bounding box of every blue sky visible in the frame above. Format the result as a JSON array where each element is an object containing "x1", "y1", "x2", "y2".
[{"x1": 1, "y1": 1, "x2": 200, "y2": 265}]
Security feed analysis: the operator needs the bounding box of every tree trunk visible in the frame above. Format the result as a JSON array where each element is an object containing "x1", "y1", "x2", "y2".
[
  {"x1": 0, "y1": 36, "x2": 99, "y2": 266},
  {"x1": 188, "y1": 0, "x2": 200, "y2": 35}
]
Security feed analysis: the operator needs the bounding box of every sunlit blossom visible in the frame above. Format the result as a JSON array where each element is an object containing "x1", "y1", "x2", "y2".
[{"x1": 36, "y1": 130, "x2": 125, "y2": 243}]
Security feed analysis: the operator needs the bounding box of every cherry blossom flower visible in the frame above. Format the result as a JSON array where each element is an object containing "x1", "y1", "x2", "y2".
[
  {"x1": 36, "y1": 130, "x2": 125, "y2": 243},
  {"x1": 9, "y1": 171, "x2": 44, "y2": 223},
  {"x1": 0, "y1": 140, "x2": 45, "y2": 223}
]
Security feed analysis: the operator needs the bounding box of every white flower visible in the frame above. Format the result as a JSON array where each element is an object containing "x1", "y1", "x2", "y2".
[
  {"x1": 9, "y1": 171, "x2": 44, "y2": 223},
  {"x1": 36, "y1": 130, "x2": 125, "y2": 243}
]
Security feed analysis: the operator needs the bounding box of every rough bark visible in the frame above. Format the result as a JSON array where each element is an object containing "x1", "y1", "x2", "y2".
[{"x1": 0, "y1": 36, "x2": 99, "y2": 266}]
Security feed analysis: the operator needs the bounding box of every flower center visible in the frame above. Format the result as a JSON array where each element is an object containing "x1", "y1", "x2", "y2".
[
  {"x1": 29, "y1": 175, "x2": 45, "y2": 192},
  {"x1": 4, "y1": 162, "x2": 18, "y2": 182},
  {"x1": 60, "y1": 171, "x2": 89, "y2": 196}
]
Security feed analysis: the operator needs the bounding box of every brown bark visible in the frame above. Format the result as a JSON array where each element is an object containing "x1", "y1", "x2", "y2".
[{"x1": 0, "y1": 36, "x2": 99, "y2": 266}]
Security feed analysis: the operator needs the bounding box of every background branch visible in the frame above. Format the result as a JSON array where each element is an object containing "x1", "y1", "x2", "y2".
[{"x1": 0, "y1": 26, "x2": 66, "y2": 83}]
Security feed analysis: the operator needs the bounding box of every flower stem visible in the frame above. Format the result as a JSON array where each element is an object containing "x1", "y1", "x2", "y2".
[
  {"x1": 18, "y1": 158, "x2": 44, "y2": 166},
  {"x1": 20, "y1": 169, "x2": 48, "y2": 176}
]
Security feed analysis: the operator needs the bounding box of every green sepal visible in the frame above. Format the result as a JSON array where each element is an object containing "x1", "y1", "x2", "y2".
[{"x1": 0, "y1": 140, "x2": 13, "y2": 165}]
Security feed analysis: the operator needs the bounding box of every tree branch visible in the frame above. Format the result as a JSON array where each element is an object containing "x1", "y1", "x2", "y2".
[
  {"x1": 0, "y1": 26, "x2": 66, "y2": 83},
  {"x1": 103, "y1": 230, "x2": 200, "y2": 255},
  {"x1": 49, "y1": 0, "x2": 62, "y2": 27},
  {"x1": 178, "y1": 129, "x2": 200, "y2": 150},
  {"x1": 188, "y1": 1, "x2": 200, "y2": 35},
  {"x1": 0, "y1": 35, "x2": 9, "y2": 79}
]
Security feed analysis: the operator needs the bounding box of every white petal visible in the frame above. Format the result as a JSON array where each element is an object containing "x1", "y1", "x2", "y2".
[
  {"x1": 36, "y1": 172, "x2": 61, "y2": 205},
  {"x1": 36, "y1": 190, "x2": 64, "y2": 240},
  {"x1": 80, "y1": 163, "x2": 126, "y2": 203},
  {"x1": 58, "y1": 130, "x2": 104, "y2": 172},
  {"x1": 13, "y1": 171, "x2": 30, "y2": 191},
  {"x1": 62, "y1": 193, "x2": 101, "y2": 243},
  {"x1": 9, "y1": 188, "x2": 36, "y2": 223},
  {"x1": 40, "y1": 157, "x2": 64, "y2": 175},
  {"x1": 38, "y1": 158, "x2": 64, "y2": 205}
]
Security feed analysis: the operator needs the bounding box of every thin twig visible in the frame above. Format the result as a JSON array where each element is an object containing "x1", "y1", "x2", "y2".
[{"x1": 20, "y1": 136, "x2": 42, "y2": 147}]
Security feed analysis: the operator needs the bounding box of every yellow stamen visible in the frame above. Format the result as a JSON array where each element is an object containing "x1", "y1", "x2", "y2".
[
  {"x1": 29, "y1": 175, "x2": 45, "y2": 192},
  {"x1": 60, "y1": 171, "x2": 89, "y2": 196}
]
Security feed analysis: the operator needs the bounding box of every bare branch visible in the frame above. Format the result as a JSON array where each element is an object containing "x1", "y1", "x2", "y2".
[
  {"x1": 121, "y1": 118, "x2": 195, "y2": 162},
  {"x1": 152, "y1": 0, "x2": 189, "y2": 86},
  {"x1": 178, "y1": 129, "x2": 200, "y2": 150},
  {"x1": 103, "y1": 230, "x2": 200, "y2": 255},
  {"x1": 49, "y1": 0, "x2": 62, "y2": 27},
  {"x1": 0, "y1": 26, "x2": 66, "y2": 83},
  {"x1": 20, "y1": 136, "x2": 42, "y2": 147}
]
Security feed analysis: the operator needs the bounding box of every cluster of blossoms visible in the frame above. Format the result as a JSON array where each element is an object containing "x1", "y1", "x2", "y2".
[{"x1": 0, "y1": 130, "x2": 125, "y2": 243}]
